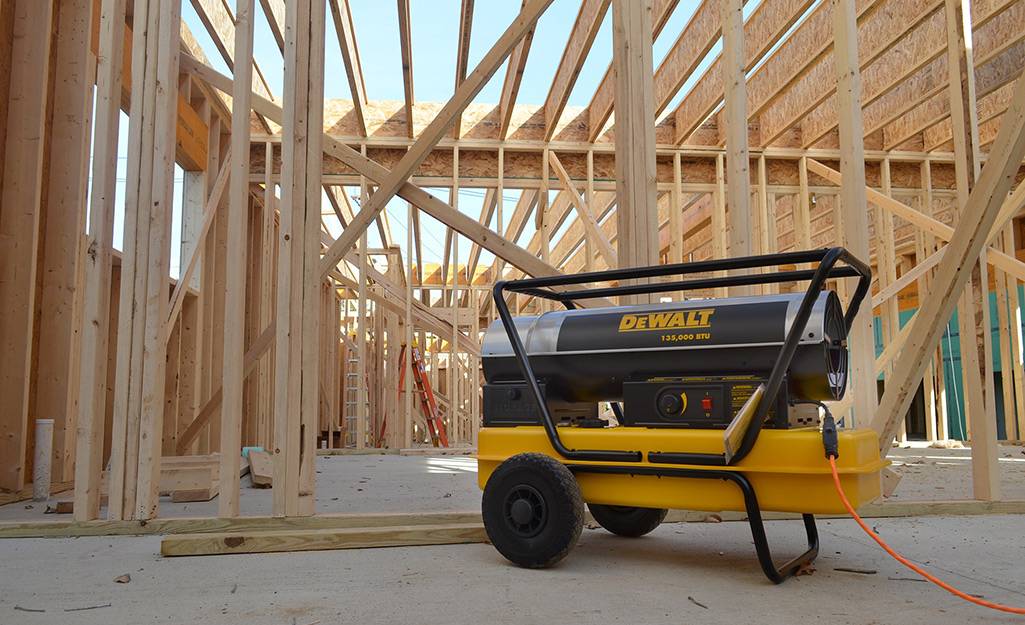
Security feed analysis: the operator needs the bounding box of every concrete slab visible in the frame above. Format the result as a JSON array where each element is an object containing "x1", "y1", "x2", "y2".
[{"x1": 1, "y1": 514, "x2": 1024, "y2": 624}]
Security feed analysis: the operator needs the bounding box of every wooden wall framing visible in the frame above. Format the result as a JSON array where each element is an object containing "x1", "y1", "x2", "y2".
[{"x1": 1, "y1": 0, "x2": 1024, "y2": 524}]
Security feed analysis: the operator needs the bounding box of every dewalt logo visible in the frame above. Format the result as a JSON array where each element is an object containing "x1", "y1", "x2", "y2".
[{"x1": 618, "y1": 309, "x2": 714, "y2": 332}]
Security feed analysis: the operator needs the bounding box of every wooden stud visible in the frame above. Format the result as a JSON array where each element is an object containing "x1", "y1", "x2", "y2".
[
  {"x1": 832, "y1": 0, "x2": 876, "y2": 430},
  {"x1": 219, "y1": 0, "x2": 256, "y2": 519},
  {"x1": 134, "y1": 0, "x2": 182, "y2": 520},
  {"x1": 74, "y1": 0, "x2": 127, "y2": 521},
  {"x1": 33, "y1": 0, "x2": 95, "y2": 485},
  {"x1": 612, "y1": 0, "x2": 657, "y2": 282},
  {"x1": 722, "y1": 0, "x2": 752, "y2": 296},
  {"x1": 0, "y1": 0, "x2": 53, "y2": 491},
  {"x1": 1004, "y1": 230, "x2": 1025, "y2": 439},
  {"x1": 712, "y1": 155, "x2": 728, "y2": 298},
  {"x1": 273, "y1": 0, "x2": 322, "y2": 517}
]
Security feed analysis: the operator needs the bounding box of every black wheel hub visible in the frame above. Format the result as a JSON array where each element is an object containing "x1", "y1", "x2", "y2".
[{"x1": 504, "y1": 484, "x2": 547, "y2": 537}]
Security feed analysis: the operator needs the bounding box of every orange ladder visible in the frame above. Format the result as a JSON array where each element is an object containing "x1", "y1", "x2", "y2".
[{"x1": 396, "y1": 342, "x2": 449, "y2": 447}]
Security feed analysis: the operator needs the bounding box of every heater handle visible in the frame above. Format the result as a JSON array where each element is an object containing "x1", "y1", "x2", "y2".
[{"x1": 493, "y1": 247, "x2": 871, "y2": 466}]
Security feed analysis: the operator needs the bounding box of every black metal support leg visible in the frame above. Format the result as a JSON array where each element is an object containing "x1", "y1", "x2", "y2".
[
  {"x1": 726, "y1": 471, "x2": 819, "y2": 583},
  {"x1": 568, "y1": 464, "x2": 820, "y2": 583}
]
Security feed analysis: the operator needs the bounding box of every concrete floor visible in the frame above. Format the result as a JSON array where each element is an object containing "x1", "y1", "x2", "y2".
[
  {"x1": 1, "y1": 443, "x2": 1024, "y2": 623},
  {"x1": 2, "y1": 516, "x2": 1024, "y2": 624}
]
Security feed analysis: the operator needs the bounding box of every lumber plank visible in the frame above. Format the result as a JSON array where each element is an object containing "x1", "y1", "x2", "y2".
[
  {"x1": 160, "y1": 523, "x2": 488, "y2": 556},
  {"x1": 158, "y1": 467, "x2": 214, "y2": 493},
  {"x1": 4, "y1": 500, "x2": 1025, "y2": 540},
  {"x1": 170, "y1": 481, "x2": 220, "y2": 503},
  {"x1": 248, "y1": 449, "x2": 273, "y2": 486}
]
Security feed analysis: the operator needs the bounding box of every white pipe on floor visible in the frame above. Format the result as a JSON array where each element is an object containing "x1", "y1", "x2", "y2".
[{"x1": 32, "y1": 419, "x2": 54, "y2": 502}]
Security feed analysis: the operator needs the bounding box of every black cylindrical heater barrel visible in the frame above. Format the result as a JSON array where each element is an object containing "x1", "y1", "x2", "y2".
[{"x1": 481, "y1": 292, "x2": 848, "y2": 403}]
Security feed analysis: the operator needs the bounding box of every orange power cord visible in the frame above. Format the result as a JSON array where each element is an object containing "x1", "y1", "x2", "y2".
[{"x1": 829, "y1": 456, "x2": 1025, "y2": 615}]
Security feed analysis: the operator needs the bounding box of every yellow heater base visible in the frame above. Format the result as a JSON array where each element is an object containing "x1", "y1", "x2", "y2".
[{"x1": 476, "y1": 426, "x2": 888, "y2": 515}]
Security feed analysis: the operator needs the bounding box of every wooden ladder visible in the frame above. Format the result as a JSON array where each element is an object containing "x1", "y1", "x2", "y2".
[{"x1": 397, "y1": 342, "x2": 449, "y2": 447}]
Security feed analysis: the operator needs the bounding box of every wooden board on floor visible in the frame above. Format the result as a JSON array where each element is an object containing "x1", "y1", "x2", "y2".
[
  {"x1": 248, "y1": 449, "x2": 273, "y2": 487},
  {"x1": 159, "y1": 522, "x2": 488, "y2": 556},
  {"x1": 168, "y1": 458, "x2": 247, "y2": 502},
  {"x1": 4, "y1": 499, "x2": 1025, "y2": 541},
  {"x1": 399, "y1": 447, "x2": 476, "y2": 456},
  {"x1": 171, "y1": 481, "x2": 220, "y2": 503},
  {"x1": 0, "y1": 481, "x2": 74, "y2": 506},
  {"x1": 158, "y1": 467, "x2": 215, "y2": 495}
]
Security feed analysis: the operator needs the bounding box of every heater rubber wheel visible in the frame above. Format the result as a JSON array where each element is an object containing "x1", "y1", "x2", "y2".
[
  {"x1": 482, "y1": 453, "x2": 584, "y2": 568},
  {"x1": 588, "y1": 504, "x2": 669, "y2": 537}
]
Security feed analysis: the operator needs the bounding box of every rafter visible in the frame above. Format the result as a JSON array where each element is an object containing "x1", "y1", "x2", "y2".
[
  {"x1": 543, "y1": 0, "x2": 610, "y2": 141},
  {"x1": 756, "y1": 0, "x2": 945, "y2": 147},
  {"x1": 801, "y1": 7, "x2": 947, "y2": 147},
  {"x1": 925, "y1": 79, "x2": 1017, "y2": 149},
  {"x1": 497, "y1": 1, "x2": 534, "y2": 139},
  {"x1": 187, "y1": 0, "x2": 273, "y2": 99},
  {"x1": 672, "y1": 0, "x2": 832, "y2": 146},
  {"x1": 805, "y1": 0, "x2": 1021, "y2": 148},
  {"x1": 453, "y1": 0, "x2": 473, "y2": 138},
  {"x1": 258, "y1": 0, "x2": 285, "y2": 54},
  {"x1": 328, "y1": 0, "x2": 368, "y2": 137},
  {"x1": 882, "y1": 14, "x2": 1025, "y2": 149},
  {"x1": 586, "y1": 0, "x2": 679, "y2": 141}
]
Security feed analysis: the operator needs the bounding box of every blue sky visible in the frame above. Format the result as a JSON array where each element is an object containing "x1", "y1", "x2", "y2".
[{"x1": 181, "y1": 0, "x2": 705, "y2": 113}]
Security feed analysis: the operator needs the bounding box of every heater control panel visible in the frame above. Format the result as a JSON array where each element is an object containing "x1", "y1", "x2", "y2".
[{"x1": 622, "y1": 376, "x2": 795, "y2": 429}]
